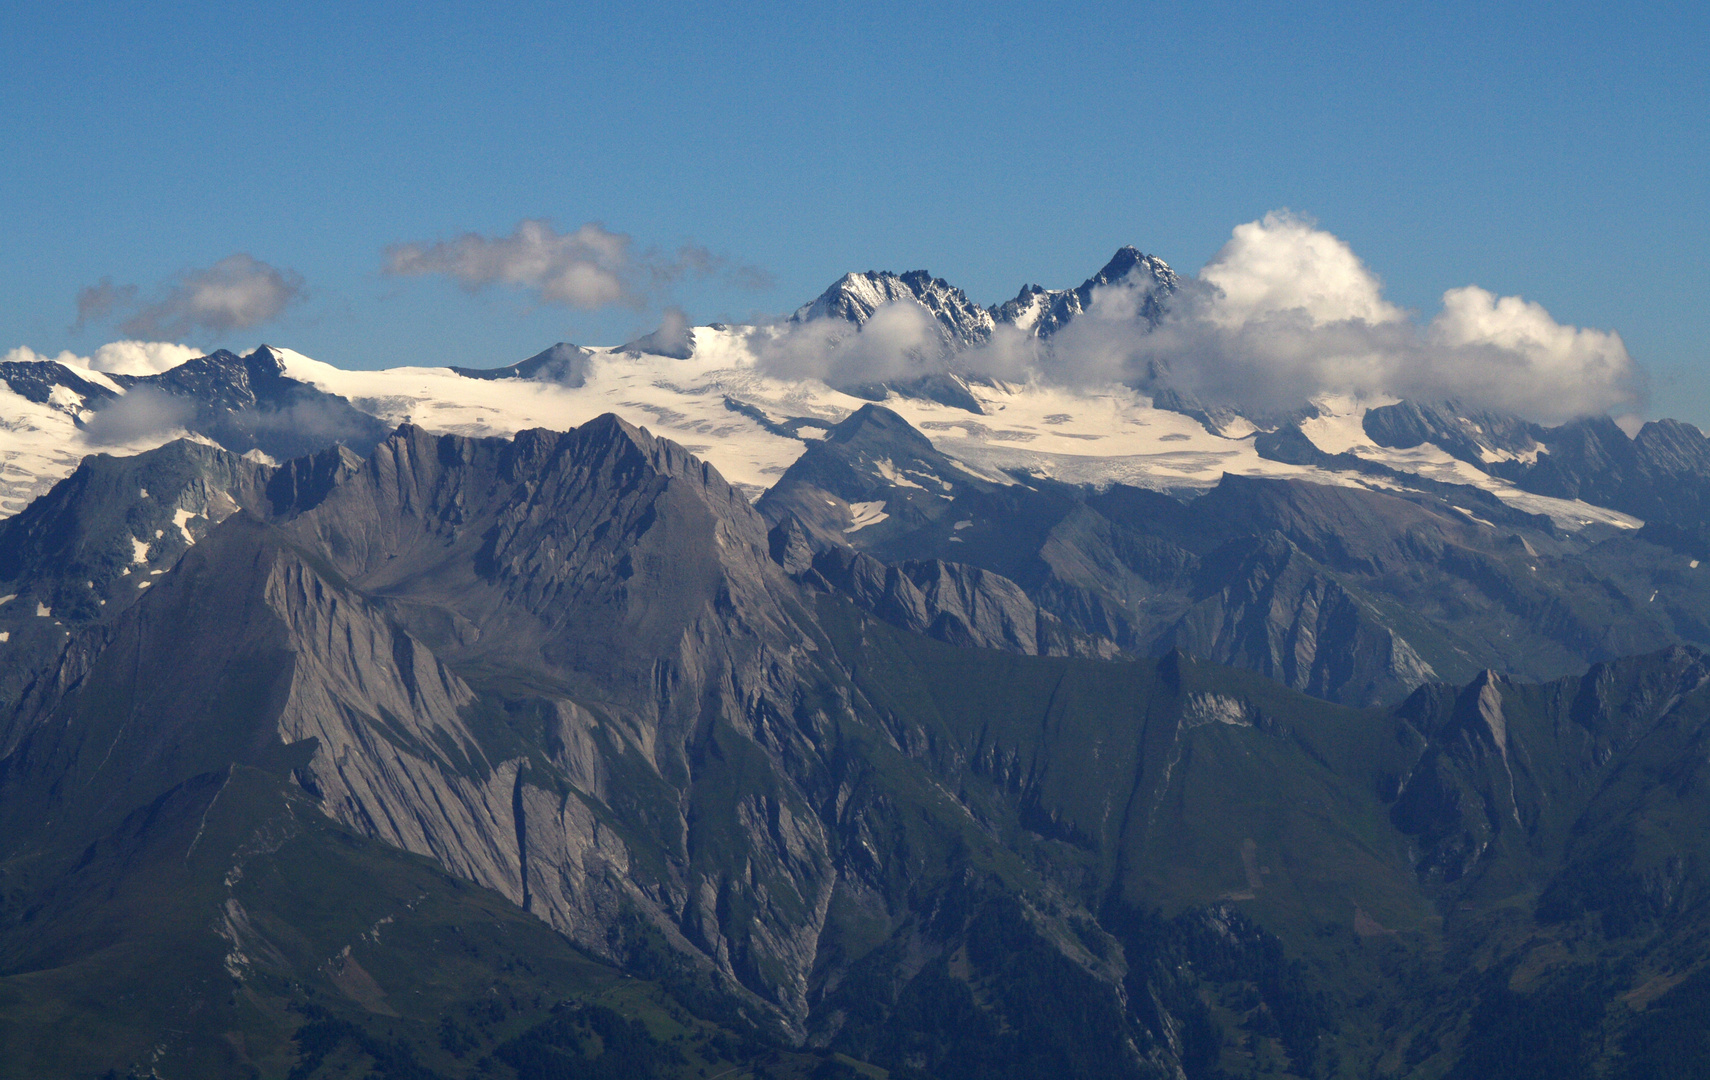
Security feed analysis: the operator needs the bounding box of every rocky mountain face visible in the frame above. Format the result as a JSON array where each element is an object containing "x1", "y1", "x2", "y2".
[
  {"x1": 0, "y1": 440, "x2": 274, "y2": 752},
  {"x1": 0, "y1": 358, "x2": 119, "y2": 412},
  {"x1": 1363, "y1": 400, "x2": 1710, "y2": 558},
  {"x1": 10, "y1": 246, "x2": 1710, "y2": 1078},
  {"x1": 102, "y1": 345, "x2": 393, "y2": 463},
  {"x1": 794, "y1": 269, "x2": 997, "y2": 347},
  {"x1": 0, "y1": 422, "x2": 1276, "y2": 1077},
  {"x1": 9, "y1": 420, "x2": 1710, "y2": 1078},
  {"x1": 991, "y1": 245, "x2": 1181, "y2": 338},
  {"x1": 761, "y1": 405, "x2": 1710, "y2": 708}
]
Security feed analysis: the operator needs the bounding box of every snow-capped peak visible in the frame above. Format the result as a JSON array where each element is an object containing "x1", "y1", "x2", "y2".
[
  {"x1": 990, "y1": 246, "x2": 1180, "y2": 339},
  {"x1": 793, "y1": 269, "x2": 996, "y2": 347}
]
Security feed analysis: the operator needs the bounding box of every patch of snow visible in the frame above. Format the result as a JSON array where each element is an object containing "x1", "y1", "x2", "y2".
[
  {"x1": 953, "y1": 520, "x2": 973, "y2": 531},
  {"x1": 173, "y1": 507, "x2": 197, "y2": 543},
  {"x1": 133, "y1": 538, "x2": 150, "y2": 564},
  {"x1": 872, "y1": 458, "x2": 926, "y2": 490},
  {"x1": 0, "y1": 594, "x2": 13, "y2": 605},
  {"x1": 1183, "y1": 692, "x2": 1253, "y2": 728},
  {"x1": 845, "y1": 501, "x2": 889, "y2": 532},
  {"x1": 35, "y1": 602, "x2": 50, "y2": 617},
  {"x1": 1478, "y1": 442, "x2": 1545, "y2": 465},
  {"x1": 0, "y1": 632, "x2": 8, "y2": 642},
  {"x1": 73, "y1": 366, "x2": 127, "y2": 394},
  {"x1": 1298, "y1": 395, "x2": 1398, "y2": 455}
]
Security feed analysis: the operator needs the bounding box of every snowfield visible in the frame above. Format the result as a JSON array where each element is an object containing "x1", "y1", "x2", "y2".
[{"x1": 0, "y1": 327, "x2": 1649, "y2": 534}]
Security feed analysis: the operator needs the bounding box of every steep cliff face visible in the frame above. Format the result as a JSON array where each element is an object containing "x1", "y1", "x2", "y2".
[
  {"x1": 0, "y1": 420, "x2": 839, "y2": 1030},
  {"x1": 800, "y1": 543, "x2": 1118, "y2": 659},
  {"x1": 1165, "y1": 532, "x2": 1437, "y2": 706},
  {"x1": 0, "y1": 440, "x2": 274, "y2": 752},
  {"x1": 262, "y1": 418, "x2": 846, "y2": 1024},
  {"x1": 25, "y1": 415, "x2": 1710, "y2": 1078},
  {"x1": 2, "y1": 418, "x2": 1393, "y2": 1075}
]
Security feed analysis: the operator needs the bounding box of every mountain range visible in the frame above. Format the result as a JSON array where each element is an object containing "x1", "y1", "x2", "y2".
[{"x1": 3, "y1": 251, "x2": 1710, "y2": 1078}]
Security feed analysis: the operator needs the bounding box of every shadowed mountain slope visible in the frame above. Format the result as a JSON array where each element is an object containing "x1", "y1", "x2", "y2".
[
  {"x1": 14, "y1": 419, "x2": 1710, "y2": 1077},
  {"x1": 762, "y1": 405, "x2": 1710, "y2": 708}
]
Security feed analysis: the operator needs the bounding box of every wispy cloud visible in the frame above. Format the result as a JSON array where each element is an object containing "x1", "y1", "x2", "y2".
[
  {"x1": 73, "y1": 255, "x2": 305, "y2": 340},
  {"x1": 80, "y1": 387, "x2": 194, "y2": 445},
  {"x1": 72, "y1": 278, "x2": 138, "y2": 332},
  {"x1": 754, "y1": 300, "x2": 948, "y2": 386},
  {"x1": 383, "y1": 219, "x2": 772, "y2": 310}
]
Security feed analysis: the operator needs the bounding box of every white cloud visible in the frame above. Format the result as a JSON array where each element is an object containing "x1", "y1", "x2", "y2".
[
  {"x1": 3, "y1": 341, "x2": 201, "y2": 376},
  {"x1": 386, "y1": 220, "x2": 630, "y2": 308},
  {"x1": 1199, "y1": 211, "x2": 1403, "y2": 326},
  {"x1": 384, "y1": 220, "x2": 772, "y2": 311},
  {"x1": 754, "y1": 300, "x2": 948, "y2": 386},
  {"x1": 117, "y1": 255, "x2": 305, "y2": 338},
  {"x1": 1027, "y1": 213, "x2": 1641, "y2": 424},
  {"x1": 88, "y1": 340, "x2": 205, "y2": 375},
  {"x1": 80, "y1": 387, "x2": 193, "y2": 445}
]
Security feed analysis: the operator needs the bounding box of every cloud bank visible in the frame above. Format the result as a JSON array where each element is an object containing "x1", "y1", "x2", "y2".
[
  {"x1": 3, "y1": 340, "x2": 203, "y2": 376},
  {"x1": 1070, "y1": 213, "x2": 1639, "y2": 423},
  {"x1": 384, "y1": 220, "x2": 772, "y2": 311},
  {"x1": 760, "y1": 212, "x2": 1639, "y2": 425}
]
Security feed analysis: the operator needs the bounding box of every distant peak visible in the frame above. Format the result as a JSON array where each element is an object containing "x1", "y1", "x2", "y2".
[
  {"x1": 794, "y1": 268, "x2": 995, "y2": 346},
  {"x1": 826, "y1": 403, "x2": 936, "y2": 452}
]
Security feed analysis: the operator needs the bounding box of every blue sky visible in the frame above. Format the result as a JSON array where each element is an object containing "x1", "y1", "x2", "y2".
[{"x1": 2, "y1": 1, "x2": 1706, "y2": 420}]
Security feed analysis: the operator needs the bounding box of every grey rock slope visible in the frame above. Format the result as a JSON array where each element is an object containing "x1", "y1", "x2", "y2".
[
  {"x1": 0, "y1": 440, "x2": 274, "y2": 752},
  {"x1": 0, "y1": 416, "x2": 1283, "y2": 1076},
  {"x1": 17, "y1": 415, "x2": 1710, "y2": 1076},
  {"x1": 0, "y1": 359, "x2": 119, "y2": 410},
  {"x1": 794, "y1": 538, "x2": 1118, "y2": 660},
  {"x1": 763, "y1": 405, "x2": 1710, "y2": 707}
]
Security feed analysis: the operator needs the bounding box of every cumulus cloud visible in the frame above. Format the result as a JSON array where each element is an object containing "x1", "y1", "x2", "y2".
[
  {"x1": 1030, "y1": 212, "x2": 1640, "y2": 424},
  {"x1": 1199, "y1": 212, "x2": 1403, "y2": 326},
  {"x1": 87, "y1": 340, "x2": 205, "y2": 375},
  {"x1": 2, "y1": 340, "x2": 202, "y2": 376},
  {"x1": 383, "y1": 220, "x2": 771, "y2": 310}
]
